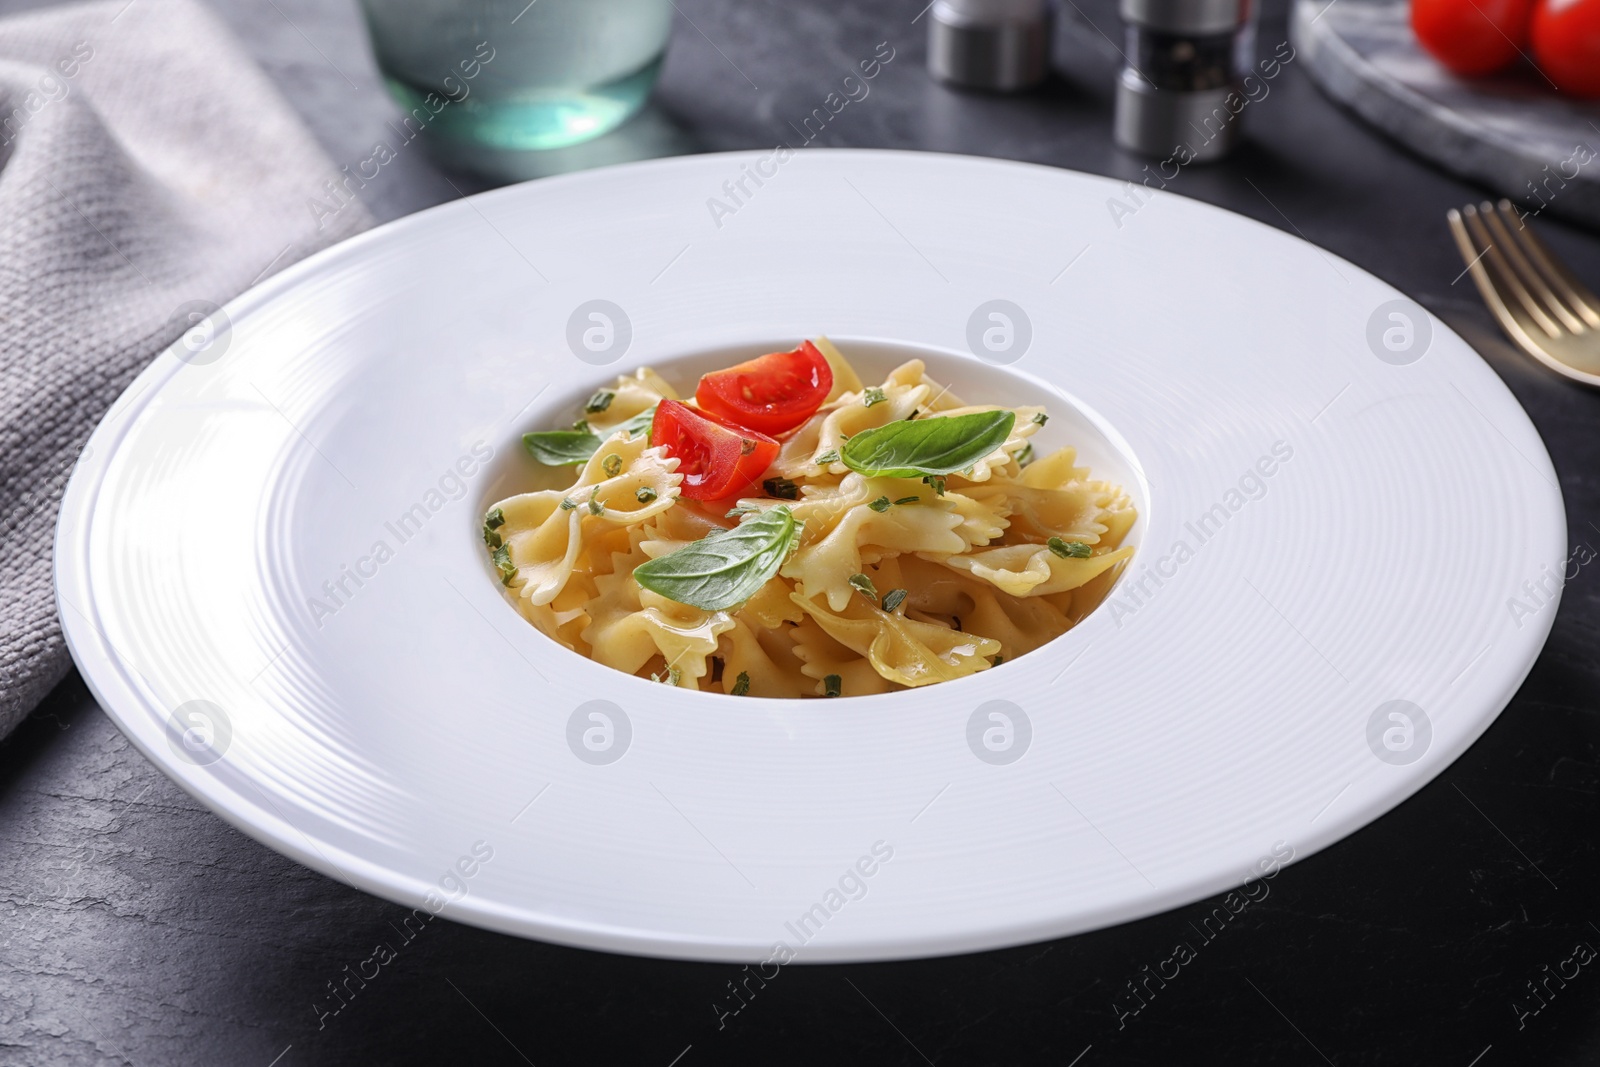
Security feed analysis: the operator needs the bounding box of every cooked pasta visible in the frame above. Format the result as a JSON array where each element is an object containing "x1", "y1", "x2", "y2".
[{"x1": 484, "y1": 338, "x2": 1136, "y2": 696}]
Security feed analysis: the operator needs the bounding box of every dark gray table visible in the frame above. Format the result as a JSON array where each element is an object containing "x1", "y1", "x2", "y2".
[{"x1": 4, "y1": 1, "x2": 1599, "y2": 1063}]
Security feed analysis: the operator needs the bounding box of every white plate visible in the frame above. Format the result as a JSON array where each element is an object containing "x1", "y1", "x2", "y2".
[{"x1": 56, "y1": 150, "x2": 1564, "y2": 962}]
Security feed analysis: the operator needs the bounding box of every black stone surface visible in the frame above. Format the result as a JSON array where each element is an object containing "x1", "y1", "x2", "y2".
[{"x1": 3, "y1": 0, "x2": 1599, "y2": 1064}]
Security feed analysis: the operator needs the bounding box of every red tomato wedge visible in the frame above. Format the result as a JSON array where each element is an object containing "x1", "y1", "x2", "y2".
[
  {"x1": 650, "y1": 400, "x2": 779, "y2": 501},
  {"x1": 694, "y1": 340, "x2": 834, "y2": 435}
]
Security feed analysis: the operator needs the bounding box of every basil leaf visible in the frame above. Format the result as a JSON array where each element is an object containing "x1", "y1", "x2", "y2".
[
  {"x1": 840, "y1": 410, "x2": 1016, "y2": 478},
  {"x1": 619, "y1": 405, "x2": 658, "y2": 440},
  {"x1": 633, "y1": 506, "x2": 800, "y2": 610},
  {"x1": 524, "y1": 430, "x2": 601, "y2": 465}
]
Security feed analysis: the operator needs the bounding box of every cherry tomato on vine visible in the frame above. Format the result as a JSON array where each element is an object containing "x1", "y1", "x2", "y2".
[
  {"x1": 1412, "y1": 0, "x2": 1536, "y2": 75},
  {"x1": 650, "y1": 400, "x2": 779, "y2": 501},
  {"x1": 694, "y1": 340, "x2": 834, "y2": 436}
]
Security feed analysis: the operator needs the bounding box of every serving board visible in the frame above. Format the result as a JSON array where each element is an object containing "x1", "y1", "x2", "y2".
[{"x1": 1293, "y1": 0, "x2": 1600, "y2": 229}]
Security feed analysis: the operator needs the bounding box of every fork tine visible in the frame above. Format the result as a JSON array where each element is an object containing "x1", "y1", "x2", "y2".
[
  {"x1": 1448, "y1": 207, "x2": 1546, "y2": 351},
  {"x1": 1479, "y1": 201, "x2": 1588, "y2": 333},
  {"x1": 1459, "y1": 204, "x2": 1563, "y2": 339},
  {"x1": 1494, "y1": 200, "x2": 1600, "y2": 328}
]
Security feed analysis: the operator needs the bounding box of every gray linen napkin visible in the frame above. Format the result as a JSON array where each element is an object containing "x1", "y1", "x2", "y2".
[{"x1": 0, "y1": 0, "x2": 372, "y2": 739}]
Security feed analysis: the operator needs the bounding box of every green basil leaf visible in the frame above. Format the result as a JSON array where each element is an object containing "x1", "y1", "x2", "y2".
[
  {"x1": 524, "y1": 430, "x2": 601, "y2": 465},
  {"x1": 840, "y1": 410, "x2": 1016, "y2": 478},
  {"x1": 633, "y1": 506, "x2": 800, "y2": 610},
  {"x1": 619, "y1": 405, "x2": 658, "y2": 440}
]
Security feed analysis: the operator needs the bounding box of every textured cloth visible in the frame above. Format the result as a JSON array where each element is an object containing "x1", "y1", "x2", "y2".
[{"x1": 0, "y1": 0, "x2": 371, "y2": 739}]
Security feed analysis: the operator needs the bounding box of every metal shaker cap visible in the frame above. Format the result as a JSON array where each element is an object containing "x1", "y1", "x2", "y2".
[
  {"x1": 1119, "y1": 0, "x2": 1249, "y2": 35},
  {"x1": 927, "y1": 0, "x2": 1053, "y2": 92}
]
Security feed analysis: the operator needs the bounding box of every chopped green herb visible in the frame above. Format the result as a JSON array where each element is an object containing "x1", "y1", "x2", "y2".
[
  {"x1": 1015, "y1": 442, "x2": 1035, "y2": 468},
  {"x1": 992, "y1": 655, "x2": 1005, "y2": 668},
  {"x1": 823, "y1": 674, "x2": 842, "y2": 698},
  {"x1": 633, "y1": 507, "x2": 802, "y2": 611},
  {"x1": 862, "y1": 387, "x2": 888, "y2": 408},
  {"x1": 491, "y1": 544, "x2": 515, "y2": 584},
  {"x1": 924, "y1": 475, "x2": 947, "y2": 496},
  {"x1": 559, "y1": 497, "x2": 577, "y2": 511},
  {"x1": 482, "y1": 524, "x2": 501, "y2": 549},
  {"x1": 601, "y1": 453, "x2": 622, "y2": 477},
  {"x1": 636, "y1": 487, "x2": 658, "y2": 504},
  {"x1": 867, "y1": 496, "x2": 892, "y2": 513},
  {"x1": 587, "y1": 496, "x2": 605, "y2": 516},
  {"x1": 841, "y1": 410, "x2": 1015, "y2": 479},
  {"x1": 730, "y1": 671, "x2": 751, "y2": 696},
  {"x1": 1047, "y1": 537, "x2": 1092, "y2": 559},
  {"x1": 882, "y1": 588, "x2": 908, "y2": 613},
  {"x1": 652, "y1": 666, "x2": 682, "y2": 686},
  {"x1": 1032, "y1": 412, "x2": 1049, "y2": 426},
  {"x1": 763, "y1": 477, "x2": 800, "y2": 500},
  {"x1": 585, "y1": 389, "x2": 615, "y2": 414},
  {"x1": 848, "y1": 573, "x2": 879, "y2": 602},
  {"x1": 893, "y1": 496, "x2": 920, "y2": 506},
  {"x1": 814, "y1": 449, "x2": 840, "y2": 466},
  {"x1": 484, "y1": 507, "x2": 506, "y2": 531},
  {"x1": 524, "y1": 430, "x2": 603, "y2": 466}
]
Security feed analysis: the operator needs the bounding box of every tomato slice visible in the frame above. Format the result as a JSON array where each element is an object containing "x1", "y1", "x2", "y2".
[
  {"x1": 650, "y1": 399, "x2": 779, "y2": 501},
  {"x1": 694, "y1": 340, "x2": 834, "y2": 435}
]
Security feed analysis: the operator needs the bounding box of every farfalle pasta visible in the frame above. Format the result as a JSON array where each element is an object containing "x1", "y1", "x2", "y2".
[{"x1": 484, "y1": 338, "x2": 1135, "y2": 696}]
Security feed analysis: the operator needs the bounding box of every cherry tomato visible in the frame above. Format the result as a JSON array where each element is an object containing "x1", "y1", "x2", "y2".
[
  {"x1": 1531, "y1": 0, "x2": 1600, "y2": 97},
  {"x1": 1412, "y1": 0, "x2": 1536, "y2": 75},
  {"x1": 694, "y1": 340, "x2": 834, "y2": 436},
  {"x1": 650, "y1": 399, "x2": 779, "y2": 501}
]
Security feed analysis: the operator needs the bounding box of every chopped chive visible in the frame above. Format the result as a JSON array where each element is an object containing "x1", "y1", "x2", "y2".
[
  {"x1": 491, "y1": 544, "x2": 515, "y2": 584},
  {"x1": 730, "y1": 671, "x2": 751, "y2": 696},
  {"x1": 893, "y1": 495, "x2": 920, "y2": 506},
  {"x1": 867, "y1": 496, "x2": 892, "y2": 513},
  {"x1": 1047, "y1": 537, "x2": 1092, "y2": 559},
  {"x1": 601, "y1": 453, "x2": 622, "y2": 477},
  {"x1": 482, "y1": 525, "x2": 501, "y2": 549},
  {"x1": 882, "y1": 588, "x2": 907, "y2": 613},
  {"x1": 814, "y1": 449, "x2": 840, "y2": 465},
  {"x1": 1016, "y1": 443, "x2": 1035, "y2": 468},
  {"x1": 823, "y1": 674, "x2": 842, "y2": 698},
  {"x1": 636, "y1": 487, "x2": 658, "y2": 504},
  {"x1": 1032, "y1": 412, "x2": 1049, "y2": 426},
  {"x1": 588, "y1": 496, "x2": 605, "y2": 516},
  {"x1": 923, "y1": 475, "x2": 946, "y2": 496},
  {"x1": 559, "y1": 497, "x2": 577, "y2": 511},
  {"x1": 848, "y1": 573, "x2": 879, "y2": 602},
  {"x1": 862, "y1": 387, "x2": 887, "y2": 408},
  {"x1": 572, "y1": 419, "x2": 590, "y2": 433},
  {"x1": 763, "y1": 477, "x2": 800, "y2": 500},
  {"x1": 484, "y1": 507, "x2": 506, "y2": 531},
  {"x1": 585, "y1": 389, "x2": 615, "y2": 413}
]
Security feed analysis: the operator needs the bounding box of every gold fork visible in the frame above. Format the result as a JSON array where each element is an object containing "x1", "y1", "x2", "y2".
[{"x1": 1447, "y1": 199, "x2": 1600, "y2": 385}]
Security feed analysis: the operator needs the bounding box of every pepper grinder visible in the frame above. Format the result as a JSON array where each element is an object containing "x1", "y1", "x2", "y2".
[
  {"x1": 1114, "y1": 0, "x2": 1254, "y2": 162},
  {"x1": 927, "y1": 0, "x2": 1053, "y2": 92}
]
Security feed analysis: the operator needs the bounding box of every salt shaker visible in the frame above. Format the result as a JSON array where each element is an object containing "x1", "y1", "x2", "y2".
[
  {"x1": 927, "y1": 0, "x2": 1053, "y2": 92},
  {"x1": 1114, "y1": 0, "x2": 1254, "y2": 162}
]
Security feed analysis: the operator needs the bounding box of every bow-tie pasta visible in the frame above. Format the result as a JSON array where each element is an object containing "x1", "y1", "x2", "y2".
[{"x1": 486, "y1": 337, "x2": 1136, "y2": 696}]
